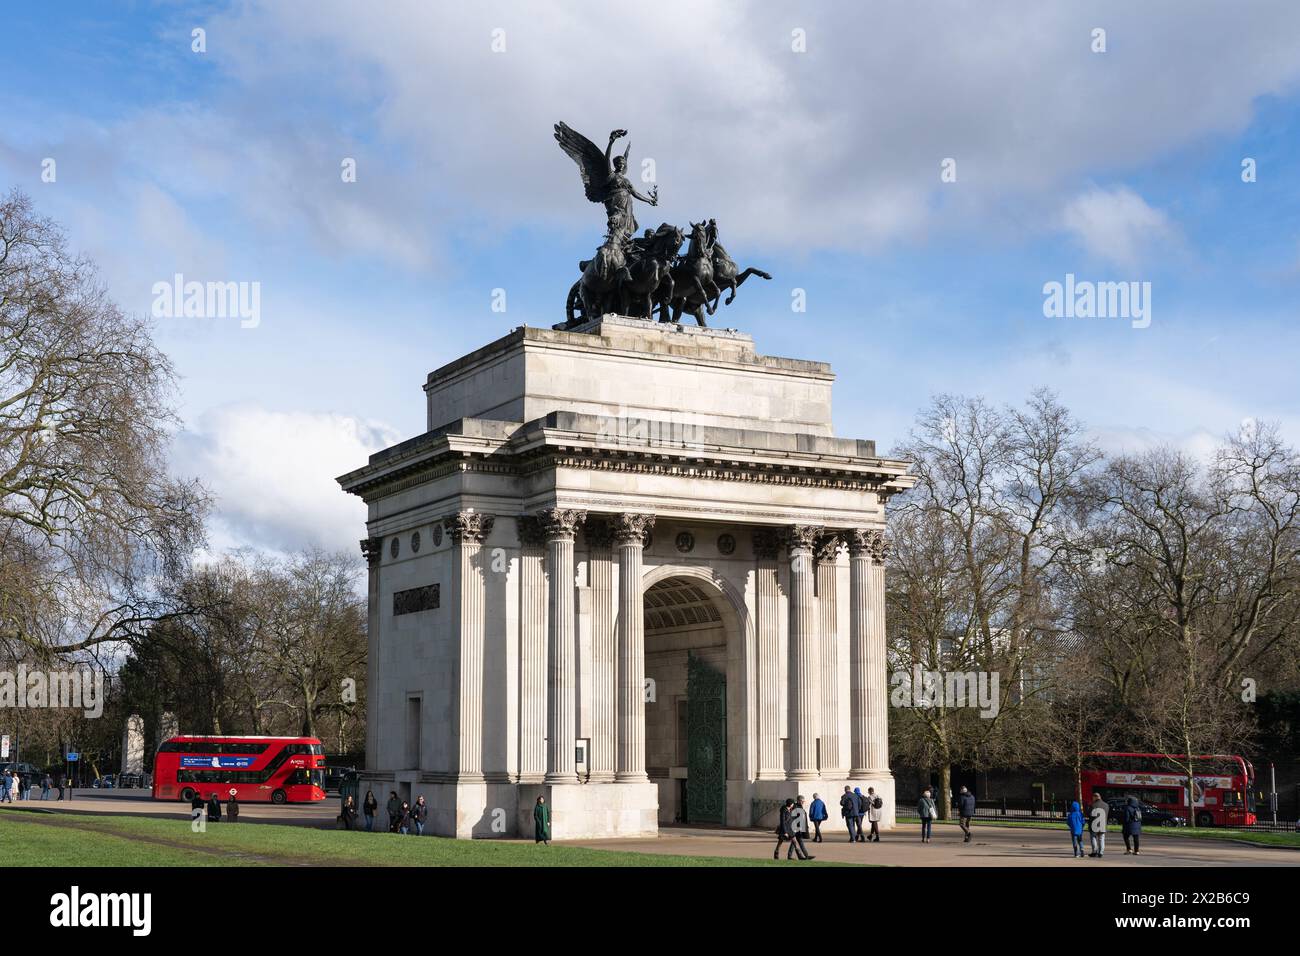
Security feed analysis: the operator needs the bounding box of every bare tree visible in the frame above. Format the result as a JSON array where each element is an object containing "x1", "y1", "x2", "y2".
[{"x1": 0, "y1": 190, "x2": 207, "y2": 658}]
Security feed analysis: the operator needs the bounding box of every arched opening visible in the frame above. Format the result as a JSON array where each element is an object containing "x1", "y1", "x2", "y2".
[{"x1": 643, "y1": 575, "x2": 730, "y2": 825}]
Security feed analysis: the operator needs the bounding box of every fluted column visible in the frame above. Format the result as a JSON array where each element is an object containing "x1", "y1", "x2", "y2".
[
  {"x1": 540, "y1": 508, "x2": 585, "y2": 784},
  {"x1": 866, "y1": 531, "x2": 890, "y2": 773},
  {"x1": 786, "y1": 524, "x2": 822, "y2": 781},
  {"x1": 360, "y1": 536, "x2": 383, "y2": 772},
  {"x1": 444, "y1": 511, "x2": 494, "y2": 780},
  {"x1": 517, "y1": 515, "x2": 548, "y2": 784},
  {"x1": 614, "y1": 513, "x2": 655, "y2": 782},
  {"x1": 847, "y1": 529, "x2": 873, "y2": 776},
  {"x1": 753, "y1": 530, "x2": 785, "y2": 779},
  {"x1": 586, "y1": 518, "x2": 617, "y2": 783},
  {"x1": 816, "y1": 532, "x2": 846, "y2": 777}
]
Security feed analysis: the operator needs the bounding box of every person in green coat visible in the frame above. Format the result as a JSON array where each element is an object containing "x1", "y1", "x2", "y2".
[{"x1": 534, "y1": 795, "x2": 551, "y2": 845}]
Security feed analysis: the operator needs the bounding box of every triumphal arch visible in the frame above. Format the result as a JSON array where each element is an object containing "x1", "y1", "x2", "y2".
[{"x1": 338, "y1": 315, "x2": 914, "y2": 838}]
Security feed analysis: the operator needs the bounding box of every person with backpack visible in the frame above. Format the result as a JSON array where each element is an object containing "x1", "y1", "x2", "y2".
[
  {"x1": 363, "y1": 789, "x2": 378, "y2": 832},
  {"x1": 839, "y1": 785, "x2": 860, "y2": 842},
  {"x1": 808, "y1": 792, "x2": 828, "y2": 843},
  {"x1": 917, "y1": 788, "x2": 938, "y2": 842},
  {"x1": 1066, "y1": 800, "x2": 1086, "y2": 857},
  {"x1": 1122, "y1": 796, "x2": 1143, "y2": 855},
  {"x1": 865, "y1": 787, "x2": 883, "y2": 842},
  {"x1": 957, "y1": 785, "x2": 976, "y2": 843},
  {"x1": 1088, "y1": 794, "x2": 1109, "y2": 857},
  {"x1": 411, "y1": 795, "x2": 429, "y2": 836},
  {"x1": 852, "y1": 787, "x2": 868, "y2": 842},
  {"x1": 773, "y1": 798, "x2": 795, "y2": 859}
]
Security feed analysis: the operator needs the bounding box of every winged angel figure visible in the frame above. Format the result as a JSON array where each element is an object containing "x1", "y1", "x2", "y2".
[{"x1": 554, "y1": 122, "x2": 659, "y2": 244}]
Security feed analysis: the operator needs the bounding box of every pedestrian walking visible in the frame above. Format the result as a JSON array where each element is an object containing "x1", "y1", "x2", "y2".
[
  {"x1": 7, "y1": 771, "x2": 17, "y2": 803},
  {"x1": 412, "y1": 795, "x2": 428, "y2": 835},
  {"x1": 398, "y1": 800, "x2": 411, "y2": 835},
  {"x1": 56, "y1": 776, "x2": 64, "y2": 801},
  {"x1": 839, "y1": 785, "x2": 860, "y2": 842},
  {"x1": 809, "y1": 792, "x2": 828, "y2": 843},
  {"x1": 1066, "y1": 800, "x2": 1085, "y2": 857},
  {"x1": 852, "y1": 787, "x2": 868, "y2": 842},
  {"x1": 41, "y1": 774, "x2": 51, "y2": 801},
  {"x1": 957, "y1": 785, "x2": 976, "y2": 843},
  {"x1": 1088, "y1": 794, "x2": 1108, "y2": 857},
  {"x1": 773, "y1": 798, "x2": 795, "y2": 859},
  {"x1": 787, "y1": 795, "x2": 815, "y2": 860},
  {"x1": 226, "y1": 790, "x2": 240, "y2": 823},
  {"x1": 0, "y1": 771, "x2": 11, "y2": 803},
  {"x1": 865, "y1": 787, "x2": 883, "y2": 841},
  {"x1": 363, "y1": 789, "x2": 378, "y2": 832},
  {"x1": 1122, "y1": 796, "x2": 1143, "y2": 855},
  {"x1": 534, "y1": 795, "x2": 551, "y2": 845},
  {"x1": 917, "y1": 788, "x2": 938, "y2": 842},
  {"x1": 386, "y1": 790, "x2": 401, "y2": 833}
]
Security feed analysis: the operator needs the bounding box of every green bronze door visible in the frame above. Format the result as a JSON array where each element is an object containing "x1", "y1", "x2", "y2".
[{"x1": 686, "y1": 652, "x2": 726, "y2": 825}]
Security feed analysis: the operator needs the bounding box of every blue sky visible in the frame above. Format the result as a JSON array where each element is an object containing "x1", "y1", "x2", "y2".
[{"x1": 3, "y1": 1, "x2": 1299, "y2": 554}]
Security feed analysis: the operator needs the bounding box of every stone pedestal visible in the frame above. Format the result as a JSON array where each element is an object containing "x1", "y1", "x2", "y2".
[{"x1": 517, "y1": 782, "x2": 660, "y2": 840}]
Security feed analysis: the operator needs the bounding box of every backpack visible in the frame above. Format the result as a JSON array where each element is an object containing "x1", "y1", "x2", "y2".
[{"x1": 873, "y1": 796, "x2": 883, "y2": 810}]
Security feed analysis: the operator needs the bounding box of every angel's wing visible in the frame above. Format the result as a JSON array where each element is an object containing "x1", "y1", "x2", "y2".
[{"x1": 554, "y1": 122, "x2": 610, "y2": 203}]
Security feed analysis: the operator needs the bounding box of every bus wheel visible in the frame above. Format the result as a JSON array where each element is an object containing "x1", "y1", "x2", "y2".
[
  {"x1": 271, "y1": 789, "x2": 287, "y2": 805},
  {"x1": 180, "y1": 787, "x2": 195, "y2": 803},
  {"x1": 1196, "y1": 811, "x2": 1214, "y2": 828}
]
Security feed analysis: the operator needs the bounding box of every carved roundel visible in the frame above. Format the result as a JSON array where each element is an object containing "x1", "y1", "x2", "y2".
[
  {"x1": 432, "y1": 524, "x2": 443, "y2": 547},
  {"x1": 411, "y1": 530, "x2": 421, "y2": 553},
  {"x1": 717, "y1": 533, "x2": 736, "y2": 555},
  {"x1": 675, "y1": 531, "x2": 695, "y2": 554},
  {"x1": 389, "y1": 536, "x2": 399, "y2": 559}
]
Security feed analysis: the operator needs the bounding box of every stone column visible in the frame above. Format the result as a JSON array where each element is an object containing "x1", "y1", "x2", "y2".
[
  {"x1": 517, "y1": 515, "x2": 548, "y2": 784},
  {"x1": 847, "y1": 529, "x2": 873, "y2": 776},
  {"x1": 360, "y1": 537, "x2": 383, "y2": 772},
  {"x1": 753, "y1": 529, "x2": 785, "y2": 780},
  {"x1": 866, "y1": 531, "x2": 890, "y2": 773},
  {"x1": 444, "y1": 511, "x2": 495, "y2": 781},
  {"x1": 540, "y1": 508, "x2": 585, "y2": 785},
  {"x1": 585, "y1": 518, "x2": 617, "y2": 783},
  {"x1": 816, "y1": 532, "x2": 846, "y2": 777},
  {"x1": 786, "y1": 524, "x2": 822, "y2": 781},
  {"x1": 614, "y1": 512, "x2": 655, "y2": 782}
]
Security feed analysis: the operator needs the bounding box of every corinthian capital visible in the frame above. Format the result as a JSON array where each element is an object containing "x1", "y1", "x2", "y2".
[
  {"x1": 443, "y1": 511, "x2": 495, "y2": 544},
  {"x1": 784, "y1": 524, "x2": 823, "y2": 553},
  {"x1": 537, "y1": 508, "x2": 587, "y2": 541},
  {"x1": 360, "y1": 537, "x2": 383, "y2": 566},
  {"x1": 815, "y1": 531, "x2": 844, "y2": 564},
  {"x1": 612, "y1": 512, "x2": 655, "y2": 546},
  {"x1": 847, "y1": 528, "x2": 887, "y2": 562}
]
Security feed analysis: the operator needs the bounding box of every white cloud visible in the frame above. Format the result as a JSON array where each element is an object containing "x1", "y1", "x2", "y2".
[
  {"x1": 1060, "y1": 186, "x2": 1176, "y2": 269},
  {"x1": 173, "y1": 405, "x2": 400, "y2": 555}
]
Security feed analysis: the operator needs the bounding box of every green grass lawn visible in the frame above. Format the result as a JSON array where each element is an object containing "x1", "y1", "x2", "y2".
[
  {"x1": 0, "y1": 808, "x2": 829, "y2": 867},
  {"x1": 895, "y1": 815, "x2": 1300, "y2": 848}
]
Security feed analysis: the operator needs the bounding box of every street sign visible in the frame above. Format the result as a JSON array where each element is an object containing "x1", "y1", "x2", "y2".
[{"x1": 66, "y1": 752, "x2": 79, "y2": 762}]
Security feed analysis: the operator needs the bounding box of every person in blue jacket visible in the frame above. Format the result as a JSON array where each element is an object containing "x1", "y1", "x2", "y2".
[
  {"x1": 1122, "y1": 796, "x2": 1143, "y2": 855},
  {"x1": 809, "y1": 792, "x2": 828, "y2": 843},
  {"x1": 1066, "y1": 800, "x2": 1086, "y2": 857}
]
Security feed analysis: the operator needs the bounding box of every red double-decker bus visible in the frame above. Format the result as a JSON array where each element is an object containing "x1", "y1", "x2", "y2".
[
  {"x1": 1079, "y1": 752, "x2": 1256, "y2": 827},
  {"x1": 152, "y1": 736, "x2": 326, "y2": 805}
]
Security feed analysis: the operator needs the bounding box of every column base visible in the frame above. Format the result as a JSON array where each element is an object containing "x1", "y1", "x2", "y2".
[
  {"x1": 587, "y1": 771, "x2": 617, "y2": 784},
  {"x1": 615, "y1": 772, "x2": 649, "y2": 784},
  {"x1": 544, "y1": 772, "x2": 579, "y2": 785},
  {"x1": 519, "y1": 781, "x2": 659, "y2": 839}
]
